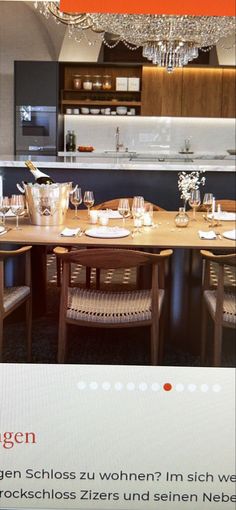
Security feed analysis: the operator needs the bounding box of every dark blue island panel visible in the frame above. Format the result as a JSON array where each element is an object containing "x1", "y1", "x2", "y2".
[{"x1": 1, "y1": 167, "x2": 235, "y2": 211}]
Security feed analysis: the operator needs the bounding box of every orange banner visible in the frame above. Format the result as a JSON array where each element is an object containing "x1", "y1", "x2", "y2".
[{"x1": 60, "y1": 0, "x2": 236, "y2": 16}]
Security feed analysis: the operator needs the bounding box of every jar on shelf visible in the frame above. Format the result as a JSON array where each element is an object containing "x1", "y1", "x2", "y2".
[
  {"x1": 102, "y1": 75, "x2": 112, "y2": 90},
  {"x1": 174, "y1": 207, "x2": 189, "y2": 228},
  {"x1": 92, "y1": 75, "x2": 102, "y2": 90},
  {"x1": 83, "y1": 75, "x2": 93, "y2": 91},
  {"x1": 73, "y1": 74, "x2": 82, "y2": 90}
]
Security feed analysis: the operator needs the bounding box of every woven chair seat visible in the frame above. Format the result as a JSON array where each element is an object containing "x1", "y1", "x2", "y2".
[
  {"x1": 67, "y1": 287, "x2": 164, "y2": 324},
  {"x1": 204, "y1": 290, "x2": 236, "y2": 326},
  {"x1": 3, "y1": 286, "x2": 30, "y2": 313}
]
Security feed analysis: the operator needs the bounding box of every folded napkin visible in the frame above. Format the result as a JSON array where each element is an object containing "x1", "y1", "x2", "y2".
[
  {"x1": 198, "y1": 230, "x2": 217, "y2": 240},
  {"x1": 60, "y1": 227, "x2": 80, "y2": 237}
]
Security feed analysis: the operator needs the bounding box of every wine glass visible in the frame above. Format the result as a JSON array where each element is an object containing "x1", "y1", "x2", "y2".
[
  {"x1": 118, "y1": 198, "x2": 130, "y2": 225},
  {"x1": 70, "y1": 187, "x2": 82, "y2": 219},
  {"x1": 10, "y1": 195, "x2": 25, "y2": 230},
  {"x1": 188, "y1": 190, "x2": 201, "y2": 221},
  {"x1": 132, "y1": 196, "x2": 145, "y2": 233},
  {"x1": 0, "y1": 196, "x2": 10, "y2": 227},
  {"x1": 83, "y1": 191, "x2": 94, "y2": 217},
  {"x1": 203, "y1": 193, "x2": 213, "y2": 216}
]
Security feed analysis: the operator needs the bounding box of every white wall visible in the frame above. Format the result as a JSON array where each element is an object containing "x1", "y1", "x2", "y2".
[
  {"x1": 64, "y1": 116, "x2": 235, "y2": 155},
  {"x1": 0, "y1": 1, "x2": 66, "y2": 154}
]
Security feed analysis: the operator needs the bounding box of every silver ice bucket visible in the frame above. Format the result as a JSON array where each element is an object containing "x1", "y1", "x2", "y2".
[{"x1": 18, "y1": 182, "x2": 73, "y2": 226}]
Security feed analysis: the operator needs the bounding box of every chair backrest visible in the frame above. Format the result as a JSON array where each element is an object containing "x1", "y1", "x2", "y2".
[
  {"x1": 95, "y1": 198, "x2": 165, "y2": 211},
  {"x1": 201, "y1": 250, "x2": 236, "y2": 291},
  {"x1": 0, "y1": 246, "x2": 32, "y2": 313},
  {"x1": 215, "y1": 200, "x2": 236, "y2": 212},
  {"x1": 54, "y1": 247, "x2": 172, "y2": 297}
]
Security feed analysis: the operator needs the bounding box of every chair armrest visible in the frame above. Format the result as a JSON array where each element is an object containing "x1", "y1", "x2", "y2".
[
  {"x1": 201, "y1": 250, "x2": 236, "y2": 265},
  {"x1": 0, "y1": 246, "x2": 32, "y2": 261}
]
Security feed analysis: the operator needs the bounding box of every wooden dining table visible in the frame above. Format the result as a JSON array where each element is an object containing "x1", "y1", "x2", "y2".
[
  {"x1": 1, "y1": 209, "x2": 235, "y2": 355},
  {"x1": 1, "y1": 209, "x2": 235, "y2": 248}
]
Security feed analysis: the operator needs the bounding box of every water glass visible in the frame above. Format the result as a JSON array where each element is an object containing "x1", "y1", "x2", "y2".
[
  {"x1": 10, "y1": 194, "x2": 25, "y2": 230},
  {"x1": 203, "y1": 193, "x2": 213, "y2": 215},
  {"x1": 132, "y1": 196, "x2": 145, "y2": 232},
  {"x1": 83, "y1": 191, "x2": 95, "y2": 217},
  {"x1": 70, "y1": 187, "x2": 82, "y2": 218},
  {"x1": 188, "y1": 190, "x2": 201, "y2": 221},
  {"x1": 143, "y1": 202, "x2": 153, "y2": 226},
  {"x1": 118, "y1": 198, "x2": 130, "y2": 225},
  {"x1": 0, "y1": 196, "x2": 10, "y2": 226}
]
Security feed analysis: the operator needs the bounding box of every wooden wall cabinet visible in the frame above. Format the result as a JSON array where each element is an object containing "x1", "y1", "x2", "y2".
[
  {"x1": 181, "y1": 68, "x2": 223, "y2": 117},
  {"x1": 141, "y1": 66, "x2": 236, "y2": 118},
  {"x1": 141, "y1": 67, "x2": 182, "y2": 116},
  {"x1": 222, "y1": 68, "x2": 236, "y2": 118}
]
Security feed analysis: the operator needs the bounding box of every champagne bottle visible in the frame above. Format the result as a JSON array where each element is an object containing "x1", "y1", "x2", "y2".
[{"x1": 25, "y1": 160, "x2": 55, "y2": 185}]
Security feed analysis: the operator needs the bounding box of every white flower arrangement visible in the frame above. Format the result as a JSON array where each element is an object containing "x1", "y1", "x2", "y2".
[{"x1": 178, "y1": 170, "x2": 206, "y2": 203}]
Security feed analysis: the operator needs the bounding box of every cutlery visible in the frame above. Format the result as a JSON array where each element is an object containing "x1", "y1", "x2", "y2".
[{"x1": 215, "y1": 231, "x2": 222, "y2": 240}]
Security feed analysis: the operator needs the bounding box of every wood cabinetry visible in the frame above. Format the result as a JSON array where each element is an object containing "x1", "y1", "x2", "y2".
[
  {"x1": 58, "y1": 62, "x2": 235, "y2": 118},
  {"x1": 60, "y1": 64, "x2": 142, "y2": 114},
  {"x1": 181, "y1": 68, "x2": 223, "y2": 117},
  {"x1": 141, "y1": 66, "x2": 235, "y2": 118},
  {"x1": 221, "y1": 68, "x2": 236, "y2": 118},
  {"x1": 141, "y1": 67, "x2": 182, "y2": 116}
]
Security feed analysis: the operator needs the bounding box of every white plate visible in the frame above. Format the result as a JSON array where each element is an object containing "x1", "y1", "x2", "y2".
[
  {"x1": 207, "y1": 212, "x2": 236, "y2": 221},
  {"x1": 98, "y1": 209, "x2": 123, "y2": 219},
  {"x1": 0, "y1": 225, "x2": 5, "y2": 233},
  {"x1": 222, "y1": 229, "x2": 236, "y2": 241},
  {"x1": 85, "y1": 227, "x2": 130, "y2": 238}
]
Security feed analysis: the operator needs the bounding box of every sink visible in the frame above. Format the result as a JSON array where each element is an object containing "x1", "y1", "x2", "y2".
[
  {"x1": 130, "y1": 155, "x2": 194, "y2": 163},
  {"x1": 104, "y1": 150, "x2": 136, "y2": 156}
]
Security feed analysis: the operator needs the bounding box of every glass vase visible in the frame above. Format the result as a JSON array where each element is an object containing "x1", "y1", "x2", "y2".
[{"x1": 175, "y1": 207, "x2": 189, "y2": 228}]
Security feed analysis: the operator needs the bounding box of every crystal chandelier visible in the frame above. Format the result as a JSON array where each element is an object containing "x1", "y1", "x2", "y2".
[{"x1": 34, "y1": 2, "x2": 236, "y2": 71}]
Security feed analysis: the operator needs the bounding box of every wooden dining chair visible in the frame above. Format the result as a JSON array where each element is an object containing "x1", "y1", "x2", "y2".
[
  {"x1": 199, "y1": 199, "x2": 236, "y2": 213},
  {"x1": 90, "y1": 198, "x2": 166, "y2": 289},
  {"x1": 95, "y1": 198, "x2": 165, "y2": 211},
  {"x1": 200, "y1": 250, "x2": 236, "y2": 367},
  {"x1": 215, "y1": 199, "x2": 236, "y2": 212},
  {"x1": 0, "y1": 246, "x2": 32, "y2": 362},
  {"x1": 54, "y1": 247, "x2": 172, "y2": 364}
]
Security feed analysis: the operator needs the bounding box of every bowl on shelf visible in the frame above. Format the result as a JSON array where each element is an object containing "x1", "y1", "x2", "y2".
[
  {"x1": 90, "y1": 108, "x2": 100, "y2": 115},
  {"x1": 227, "y1": 149, "x2": 236, "y2": 155},
  {"x1": 116, "y1": 106, "x2": 127, "y2": 115},
  {"x1": 81, "y1": 107, "x2": 90, "y2": 114}
]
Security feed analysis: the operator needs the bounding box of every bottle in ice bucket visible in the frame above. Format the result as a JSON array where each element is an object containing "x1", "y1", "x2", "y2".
[
  {"x1": 66, "y1": 130, "x2": 76, "y2": 152},
  {"x1": 25, "y1": 160, "x2": 55, "y2": 185}
]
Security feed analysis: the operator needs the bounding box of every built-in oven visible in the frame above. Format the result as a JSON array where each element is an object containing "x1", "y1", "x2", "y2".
[{"x1": 15, "y1": 105, "x2": 57, "y2": 155}]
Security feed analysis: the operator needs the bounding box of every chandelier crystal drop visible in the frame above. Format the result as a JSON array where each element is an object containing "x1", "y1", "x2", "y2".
[{"x1": 34, "y1": 3, "x2": 236, "y2": 71}]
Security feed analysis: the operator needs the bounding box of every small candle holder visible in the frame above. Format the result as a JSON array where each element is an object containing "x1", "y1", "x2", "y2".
[
  {"x1": 89, "y1": 210, "x2": 98, "y2": 224},
  {"x1": 99, "y1": 212, "x2": 109, "y2": 226}
]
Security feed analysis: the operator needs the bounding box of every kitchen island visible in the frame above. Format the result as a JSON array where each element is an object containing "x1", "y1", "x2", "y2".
[{"x1": 0, "y1": 153, "x2": 235, "y2": 210}]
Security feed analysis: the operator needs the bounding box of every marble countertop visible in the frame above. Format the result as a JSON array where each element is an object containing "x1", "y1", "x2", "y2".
[{"x1": 0, "y1": 153, "x2": 235, "y2": 172}]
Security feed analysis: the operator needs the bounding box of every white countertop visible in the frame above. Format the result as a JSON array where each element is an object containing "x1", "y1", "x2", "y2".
[{"x1": 0, "y1": 153, "x2": 235, "y2": 172}]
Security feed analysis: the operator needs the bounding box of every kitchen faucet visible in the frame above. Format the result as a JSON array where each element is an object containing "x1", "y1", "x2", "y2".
[{"x1": 115, "y1": 126, "x2": 124, "y2": 152}]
